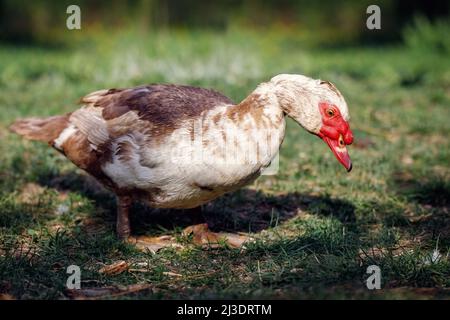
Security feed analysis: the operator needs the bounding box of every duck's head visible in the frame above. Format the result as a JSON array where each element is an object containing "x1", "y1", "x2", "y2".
[{"x1": 270, "y1": 74, "x2": 354, "y2": 172}]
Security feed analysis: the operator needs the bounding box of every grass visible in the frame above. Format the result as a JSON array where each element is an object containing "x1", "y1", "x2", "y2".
[{"x1": 0, "y1": 27, "x2": 449, "y2": 299}]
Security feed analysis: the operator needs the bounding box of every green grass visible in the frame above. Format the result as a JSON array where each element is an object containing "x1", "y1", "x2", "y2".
[{"x1": 0, "y1": 28, "x2": 449, "y2": 299}]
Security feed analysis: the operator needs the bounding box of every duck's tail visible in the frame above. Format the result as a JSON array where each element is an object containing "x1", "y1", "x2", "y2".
[{"x1": 9, "y1": 115, "x2": 70, "y2": 144}]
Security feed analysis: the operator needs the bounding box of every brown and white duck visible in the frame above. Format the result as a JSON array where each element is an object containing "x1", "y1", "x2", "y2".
[{"x1": 10, "y1": 74, "x2": 354, "y2": 246}]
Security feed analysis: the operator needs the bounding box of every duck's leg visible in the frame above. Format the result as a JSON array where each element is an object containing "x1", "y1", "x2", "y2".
[
  {"x1": 119, "y1": 203, "x2": 250, "y2": 252},
  {"x1": 121, "y1": 197, "x2": 182, "y2": 252},
  {"x1": 116, "y1": 195, "x2": 132, "y2": 240}
]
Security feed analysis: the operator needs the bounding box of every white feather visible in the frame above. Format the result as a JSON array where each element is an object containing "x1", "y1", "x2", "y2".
[{"x1": 53, "y1": 124, "x2": 77, "y2": 150}]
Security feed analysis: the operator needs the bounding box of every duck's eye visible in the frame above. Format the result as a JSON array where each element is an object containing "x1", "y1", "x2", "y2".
[{"x1": 327, "y1": 109, "x2": 335, "y2": 117}]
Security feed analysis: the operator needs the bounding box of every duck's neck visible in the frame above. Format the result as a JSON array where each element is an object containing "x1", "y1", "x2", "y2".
[
  {"x1": 233, "y1": 81, "x2": 286, "y2": 133},
  {"x1": 236, "y1": 82, "x2": 284, "y2": 120},
  {"x1": 215, "y1": 82, "x2": 287, "y2": 167}
]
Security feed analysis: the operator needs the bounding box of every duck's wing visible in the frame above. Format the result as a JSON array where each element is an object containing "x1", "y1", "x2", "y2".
[
  {"x1": 72, "y1": 84, "x2": 234, "y2": 145},
  {"x1": 82, "y1": 84, "x2": 234, "y2": 125},
  {"x1": 50, "y1": 85, "x2": 233, "y2": 181}
]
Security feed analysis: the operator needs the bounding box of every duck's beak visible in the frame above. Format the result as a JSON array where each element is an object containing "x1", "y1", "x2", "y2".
[
  {"x1": 317, "y1": 102, "x2": 354, "y2": 172},
  {"x1": 322, "y1": 134, "x2": 352, "y2": 172}
]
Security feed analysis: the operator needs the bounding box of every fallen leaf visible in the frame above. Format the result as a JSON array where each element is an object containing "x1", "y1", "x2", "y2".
[
  {"x1": 99, "y1": 260, "x2": 129, "y2": 275},
  {"x1": 0, "y1": 293, "x2": 15, "y2": 300}
]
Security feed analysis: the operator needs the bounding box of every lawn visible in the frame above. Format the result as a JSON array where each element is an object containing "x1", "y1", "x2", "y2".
[{"x1": 0, "y1": 27, "x2": 449, "y2": 299}]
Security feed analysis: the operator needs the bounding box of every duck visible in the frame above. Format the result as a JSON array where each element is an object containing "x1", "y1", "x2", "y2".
[{"x1": 10, "y1": 74, "x2": 354, "y2": 246}]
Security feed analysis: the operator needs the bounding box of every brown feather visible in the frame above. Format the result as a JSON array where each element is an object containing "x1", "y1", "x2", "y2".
[
  {"x1": 9, "y1": 115, "x2": 70, "y2": 143},
  {"x1": 87, "y1": 84, "x2": 234, "y2": 126}
]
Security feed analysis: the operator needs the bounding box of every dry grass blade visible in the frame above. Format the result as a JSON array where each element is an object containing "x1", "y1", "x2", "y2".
[
  {"x1": 163, "y1": 271, "x2": 182, "y2": 277},
  {"x1": 98, "y1": 260, "x2": 129, "y2": 275}
]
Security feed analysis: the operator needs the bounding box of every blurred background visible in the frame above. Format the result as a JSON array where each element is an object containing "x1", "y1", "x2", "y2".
[{"x1": 0, "y1": 0, "x2": 449, "y2": 47}]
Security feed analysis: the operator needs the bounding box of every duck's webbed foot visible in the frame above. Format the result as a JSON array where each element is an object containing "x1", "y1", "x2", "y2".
[
  {"x1": 182, "y1": 223, "x2": 250, "y2": 248},
  {"x1": 116, "y1": 195, "x2": 132, "y2": 240},
  {"x1": 126, "y1": 234, "x2": 182, "y2": 253},
  {"x1": 116, "y1": 203, "x2": 250, "y2": 252},
  {"x1": 181, "y1": 208, "x2": 251, "y2": 248}
]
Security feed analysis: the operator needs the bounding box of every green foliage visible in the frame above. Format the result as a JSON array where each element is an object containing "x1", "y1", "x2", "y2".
[
  {"x1": 0, "y1": 0, "x2": 445, "y2": 46},
  {"x1": 403, "y1": 16, "x2": 450, "y2": 55}
]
